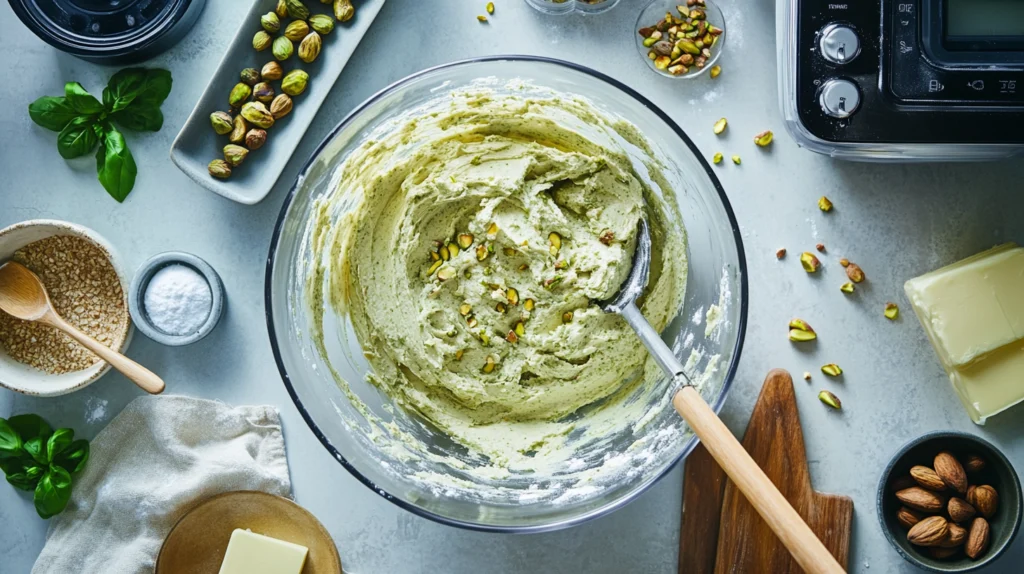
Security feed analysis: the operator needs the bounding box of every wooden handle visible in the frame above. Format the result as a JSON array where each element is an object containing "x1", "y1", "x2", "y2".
[
  {"x1": 673, "y1": 386, "x2": 844, "y2": 574},
  {"x1": 48, "y1": 314, "x2": 165, "y2": 395}
]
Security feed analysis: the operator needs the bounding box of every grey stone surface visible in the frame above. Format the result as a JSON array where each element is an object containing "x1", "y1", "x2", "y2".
[{"x1": 2, "y1": 0, "x2": 1023, "y2": 572}]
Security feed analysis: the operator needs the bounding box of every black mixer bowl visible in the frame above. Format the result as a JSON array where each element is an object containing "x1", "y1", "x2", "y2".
[{"x1": 9, "y1": 0, "x2": 207, "y2": 64}]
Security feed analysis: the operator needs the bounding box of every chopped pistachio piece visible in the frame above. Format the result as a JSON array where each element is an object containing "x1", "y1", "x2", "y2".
[
  {"x1": 427, "y1": 260, "x2": 443, "y2": 275},
  {"x1": 477, "y1": 15, "x2": 488, "y2": 22},
  {"x1": 506, "y1": 330, "x2": 519, "y2": 344},
  {"x1": 884, "y1": 302, "x2": 899, "y2": 320},
  {"x1": 458, "y1": 233, "x2": 474, "y2": 249},
  {"x1": 821, "y1": 363, "x2": 843, "y2": 377},
  {"x1": 846, "y1": 263, "x2": 865, "y2": 283},
  {"x1": 776, "y1": 248, "x2": 786, "y2": 259},
  {"x1": 507, "y1": 287, "x2": 519, "y2": 306},
  {"x1": 455, "y1": 349, "x2": 464, "y2": 361},
  {"x1": 789, "y1": 329, "x2": 816, "y2": 342},
  {"x1": 818, "y1": 390, "x2": 842, "y2": 410},
  {"x1": 495, "y1": 302, "x2": 506, "y2": 313},
  {"x1": 476, "y1": 244, "x2": 489, "y2": 261},
  {"x1": 839, "y1": 258, "x2": 850, "y2": 267},
  {"x1": 710, "y1": 65, "x2": 722, "y2": 78},
  {"x1": 562, "y1": 311, "x2": 574, "y2": 324},
  {"x1": 439, "y1": 245, "x2": 450, "y2": 261},
  {"x1": 713, "y1": 117, "x2": 727, "y2": 135},
  {"x1": 788, "y1": 318, "x2": 815, "y2": 333},
  {"x1": 487, "y1": 222, "x2": 499, "y2": 238},
  {"x1": 840, "y1": 282, "x2": 855, "y2": 293},
  {"x1": 459, "y1": 303, "x2": 472, "y2": 316},
  {"x1": 467, "y1": 315, "x2": 478, "y2": 328},
  {"x1": 479, "y1": 331, "x2": 490, "y2": 345},
  {"x1": 503, "y1": 247, "x2": 517, "y2": 256},
  {"x1": 483, "y1": 356, "x2": 496, "y2": 372},
  {"x1": 753, "y1": 130, "x2": 774, "y2": 147},
  {"x1": 803, "y1": 371, "x2": 812, "y2": 381},
  {"x1": 731, "y1": 155, "x2": 741, "y2": 165},
  {"x1": 800, "y1": 252, "x2": 821, "y2": 273},
  {"x1": 713, "y1": 152, "x2": 723, "y2": 164},
  {"x1": 430, "y1": 250, "x2": 440, "y2": 261},
  {"x1": 514, "y1": 321, "x2": 526, "y2": 337},
  {"x1": 818, "y1": 196, "x2": 834, "y2": 212},
  {"x1": 437, "y1": 267, "x2": 456, "y2": 281},
  {"x1": 486, "y1": 1, "x2": 495, "y2": 14},
  {"x1": 448, "y1": 242, "x2": 460, "y2": 258},
  {"x1": 549, "y1": 232, "x2": 562, "y2": 256},
  {"x1": 518, "y1": 263, "x2": 529, "y2": 271}
]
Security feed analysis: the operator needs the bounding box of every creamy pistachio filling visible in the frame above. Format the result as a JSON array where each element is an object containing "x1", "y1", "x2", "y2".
[{"x1": 311, "y1": 92, "x2": 687, "y2": 465}]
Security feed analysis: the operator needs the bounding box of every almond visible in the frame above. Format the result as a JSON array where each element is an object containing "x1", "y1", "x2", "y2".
[
  {"x1": 969, "y1": 485, "x2": 999, "y2": 519},
  {"x1": 897, "y1": 506, "x2": 924, "y2": 529},
  {"x1": 934, "y1": 451, "x2": 968, "y2": 494},
  {"x1": 910, "y1": 465, "x2": 947, "y2": 492},
  {"x1": 948, "y1": 497, "x2": 977, "y2": 523},
  {"x1": 966, "y1": 517, "x2": 990, "y2": 559},
  {"x1": 908, "y1": 515, "x2": 949, "y2": 547},
  {"x1": 967, "y1": 484, "x2": 977, "y2": 501},
  {"x1": 963, "y1": 454, "x2": 986, "y2": 474},
  {"x1": 897, "y1": 486, "x2": 946, "y2": 513},
  {"x1": 939, "y1": 522, "x2": 968, "y2": 547},
  {"x1": 928, "y1": 546, "x2": 961, "y2": 559}
]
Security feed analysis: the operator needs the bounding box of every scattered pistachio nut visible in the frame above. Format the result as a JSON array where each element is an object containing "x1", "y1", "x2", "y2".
[
  {"x1": 272, "y1": 36, "x2": 294, "y2": 61},
  {"x1": 240, "y1": 67, "x2": 261, "y2": 86},
  {"x1": 240, "y1": 101, "x2": 275, "y2": 129},
  {"x1": 839, "y1": 258, "x2": 850, "y2": 267},
  {"x1": 253, "y1": 82, "x2": 275, "y2": 103},
  {"x1": 800, "y1": 252, "x2": 821, "y2": 273},
  {"x1": 818, "y1": 390, "x2": 842, "y2": 410},
  {"x1": 261, "y1": 12, "x2": 281, "y2": 33},
  {"x1": 710, "y1": 65, "x2": 721, "y2": 78},
  {"x1": 821, "y1": 363, "x2": 843, "y2": 377},
  {"x1": 885, "y1": 302, "x2": 899, "y2": 320},
  {"x1": 308, "y1": 14, "x2": 335, "y2": 35},
  {"x1": 229, "y1": 115, "x2": 248, "y2": 144},
  {"x1": 281, "y1": 70, "x2": 309, "y2": 96},
  {"x1": 789, "y1": 318, "x2": 815, "y2": 333},
  {"x1": 816, "y1": 243, "x2": 826, "y2": 253},
  {"x1": 477, "y1": 15, "x2": 488, "y2": 22},
  {"x1": 261, "y1": 61, "x2": 284, "y2": 81},
  {"x1": 284, "y1": 0, "x2": 310, "y2": 19},
  {"x1": 229, "y1": 82, "x2": 252, "y2": 108},
  {"x1": 284, "y1": 20, "x2": 310, "y2": 42},
  {"x1": 731, "y1": 155, "x2": 741, "y2": 165},
  {"x1": 253, "y1": 30, "x2": 272, "y2": 51},
  {"x1": 818, "y1": 196, "x2": 834, "y2": 212},
  {"x1": 298, "y1": 31, "x2": 322, "y2": 63},
  {"x1": 208, "y1": 159, "x2": 232, "y2": 179},
  {"x1": 846, "y1": 263, "x2": 865, "y2": 283},
  {"x1": 270, "y1": 94, "x2": 293, "y2": 119},
  {"x1": 223, "y1": 144, "x2": 249, "y2": 167},
  {"x1": 713, "y1": 117, "x2": 727, "y2": 135},
  {"x1": 486, "y1": 2, "x2": 495, "y2": 14},
  {"x1": 713, "y1": 152, "x2": 723, "y2": 164},
  {"x1": 840, "y1": 282, "x2": 855, "y2": 293},
  {"x1": 803, "y1": 371, "x2": 812, "y2": 381},
  {"x1": 245, "y1": 128, "x2": 267, "y2": 150},
  {"x1": 776, "y1": 248, "x2": 786, "y2": 259},
  {"x1": 754, "y1": 130, "x2": 774, "y2": 147},
  {"x1": 789, "y1": 329, "x2": 816, "y2": 342},
  {"x1": 333, "y1": 0, "x2": 354, "y2": 22},
  {"x1": 210, "y1": 111, "x2": 233, "y2": 135}
]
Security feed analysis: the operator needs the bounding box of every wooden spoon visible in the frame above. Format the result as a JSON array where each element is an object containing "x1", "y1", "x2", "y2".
[
  {"x1": 599, "y1": 220, "x2": 843, "y2": 574},
  {"x1": 0, "y1": 261, "x2": 164, "y2": 394}
]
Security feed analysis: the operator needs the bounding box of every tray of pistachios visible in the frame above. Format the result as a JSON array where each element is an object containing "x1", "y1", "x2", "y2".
[{"x1": 170, "y1": 0, "x2": 385, "y2": 205}]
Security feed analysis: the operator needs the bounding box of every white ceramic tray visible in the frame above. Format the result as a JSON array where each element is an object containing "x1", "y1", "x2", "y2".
[{"x1": 170, "y1": 0, "x2": 385, "y2": 205}]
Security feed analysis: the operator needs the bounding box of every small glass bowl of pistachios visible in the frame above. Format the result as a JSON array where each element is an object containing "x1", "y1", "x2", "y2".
[{"x1": 634, "y1": 0, "x2": 726, "y2": 79}]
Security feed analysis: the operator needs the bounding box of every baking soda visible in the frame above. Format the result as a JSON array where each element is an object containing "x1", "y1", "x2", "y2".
[{"x1": 143, "y1": 265, "x2": 212, "y2": 336}]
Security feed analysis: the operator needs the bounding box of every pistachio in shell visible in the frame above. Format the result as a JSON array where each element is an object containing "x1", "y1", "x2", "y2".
[
  {"x1": 284, "y1": 20, "x2": 310, "y2": 41},
  {"x1": 209, "y1": 111, "x2": 233, "y2": 135},
  {"x1": 261, "y1": 11, "x2": 281, "y2": 33},
  {"x1": 229, "y1": 114, "x2": 249, "y2": 144},
  {"x1": 253, "y1": 30, "x2": 272, "y2": 51},
  {"x1": 298, "y1": 32, "x2": 322, "y2": 63},
  {"x1": 281, "y1": 69, "x2": 309, "y2": 96},
  {"x1": 270, "y1": 94, "x2": 293, "y2": 119},
  {"x1": 240, "y1": 67, "x2": 260, "y2": 86},
  {"x1": 308, "y1": 14, "x2": 335, "y2": 34},
  {"x1": 245, "y1": 128, "x2": 267, "y2": 150},
  {"x1": 272, "y1": 36, "x2": 294, "y2": 61},
  {"x1": 260, "y1": 61, "x2": 284, "y2": 81},
  {"x1": 228, "y1": 82, "x2": 252, "y2": 107},
  {"x1": 208, "y1": 159, "x2": 232, "y2": 179},
  {"x1": 284, "y1": 0, "x2": 310, "y2": 19},
  {"x1": 333, "y1": 0, "x2": 354, "y2": 21},
  {"x1": 253, "y1": 81, "x2": 275, "y2": 103},
  {"x1": 240, "y1": 101, "x2": 275, "y2": 129},
  {"x1": 223, "y1": 144, "x2": 249, "y2": 167}
]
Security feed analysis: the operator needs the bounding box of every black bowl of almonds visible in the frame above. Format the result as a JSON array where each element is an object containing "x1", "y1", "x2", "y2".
[
  {"x1": 878, "y1": 431, "x2": 1022, "y2": 572},
  {"x1": 635, "y1": 0, "x2": 725, "y2": 78}
]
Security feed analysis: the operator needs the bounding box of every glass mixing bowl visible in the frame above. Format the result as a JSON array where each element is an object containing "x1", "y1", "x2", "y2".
[{"x1": 267, "y1": 56, "x2": 747, "y2": 532}]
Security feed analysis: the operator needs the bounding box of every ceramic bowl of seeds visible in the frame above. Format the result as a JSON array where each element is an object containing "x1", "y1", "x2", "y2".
[
  {"x1": 635, "y1": 0, "x2": 725, "y2": 79},
  {"x1": 0, "y1": 220, "x2": 133, "y2": 396}
]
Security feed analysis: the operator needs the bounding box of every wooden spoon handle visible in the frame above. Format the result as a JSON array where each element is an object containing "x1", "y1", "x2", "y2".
[
  {"x1": 49, "y1": 315, "x2": 165, "y2": 395},
  {"x1": 673, "y1": 385, "x2": 844, "y2": 574}
]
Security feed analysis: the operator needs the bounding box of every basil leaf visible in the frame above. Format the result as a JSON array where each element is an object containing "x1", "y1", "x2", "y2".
[
  {"x1": 57, "y1": 116, "x2": 99, "y2": 159},
  {"x1": 55, "y1": 439, "x2": 90, "y2": 475},
  {"x1": 95, "y1": 126, "x2": 137, "y2": 202},
  {"x1": 28, "y1": 96, "x2": 80, "y2": 132},
  {"x1": 7, "y1": 415, "x2": 52, "y2": 443},
  {"x1": 113, "y1": 105, "x2": 163, "y2": 132},
  {"x1": 46, "y1": 429, "x2": 74, "y2": 463},
  {"x1": 34, "y1": 466, "x2": 73, "y2": 519},
  {"x1": 0, "y1": 457, "x2": 25, "y2": 475},
  {"x1": 7, "y1": 465, "x2": 43, "y2": 491},
  {"x1": 64, "y1": 82, "x2": 103, "y2": 115},
  {"x1": 104, "y1": 68, "x2": 147, "y2": 112},
  {"x1": 23, "y1": 437, "x2": 48, "y2": 465},
  {"x1": 134, "y1": 69, "x2": 173, "y2": 108},
  {"x1": 0, "y1": 418, "x2": 22, "y2": 459}
]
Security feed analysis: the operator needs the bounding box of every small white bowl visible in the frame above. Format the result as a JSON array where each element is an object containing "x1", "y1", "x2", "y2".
[{"x1": 0, "y1": 220, "x2": 134, "y2": 397}]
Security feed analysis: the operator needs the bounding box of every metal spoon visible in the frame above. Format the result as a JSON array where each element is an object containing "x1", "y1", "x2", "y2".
[
  {"x1": 0, "y1": 261, "x2": 165, "y2": 394},
  {"x1": 599, "y1": 219, "x2": 842, "y2": 574}
]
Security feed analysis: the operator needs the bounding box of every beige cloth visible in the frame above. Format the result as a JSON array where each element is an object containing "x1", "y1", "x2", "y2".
[{"x1": 32, "y1": 395, "x2": 291, "y2": 574}]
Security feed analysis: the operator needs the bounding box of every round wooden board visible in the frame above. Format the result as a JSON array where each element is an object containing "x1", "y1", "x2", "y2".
[{"x1": 156, "y1": 491, "x2": 341, "y2": 574}]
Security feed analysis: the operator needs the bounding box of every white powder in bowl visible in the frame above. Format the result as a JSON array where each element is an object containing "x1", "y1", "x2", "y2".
[{"x1": 143, "y1": 264, "x2": 213, "y2": 336}]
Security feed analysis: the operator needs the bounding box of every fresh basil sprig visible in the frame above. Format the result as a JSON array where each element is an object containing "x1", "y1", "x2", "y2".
[
  {"x1": 0, "y1": 414, "x2": 90, "y2": 519},
  {"x1": 28, "y1": 68, "x2": 172, "y2": 203}
]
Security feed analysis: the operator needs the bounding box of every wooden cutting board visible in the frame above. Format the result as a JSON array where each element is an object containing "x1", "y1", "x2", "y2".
[{"x1": 678, "y1": 369, "x2": 854, "y2": 573}]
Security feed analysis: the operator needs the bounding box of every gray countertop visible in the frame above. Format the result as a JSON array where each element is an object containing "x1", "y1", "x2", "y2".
[{"x1": 2, "y1": 0, "x2": 1023, "y2": 572}]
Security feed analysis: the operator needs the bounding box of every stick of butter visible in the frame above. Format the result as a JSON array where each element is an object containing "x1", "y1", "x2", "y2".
[
  {"x1": 218, "y1": 529, "x2": 309, "y2": 574},
  {"x1": 905, "y1": 243, "x2": 1024, "y2": 424}
]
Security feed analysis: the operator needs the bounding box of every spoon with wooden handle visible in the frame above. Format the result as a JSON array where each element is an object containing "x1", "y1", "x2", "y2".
[
  {"x1": 0, "y1": 261, "x2": 164, "y2": 394},
  {"x1": 599, "y1": 219, "x2": 843, "y2": 574}
]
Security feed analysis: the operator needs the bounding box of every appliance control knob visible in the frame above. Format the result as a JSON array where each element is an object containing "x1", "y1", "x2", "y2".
[
  {"x1": 818, "y1": 79, "x2": 861, "y2": 119},
  {"x1": 819, "y1": 24, "x2": 861, "y2": 64}
]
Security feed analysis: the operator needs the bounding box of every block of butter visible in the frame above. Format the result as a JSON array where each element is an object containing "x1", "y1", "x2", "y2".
[
  {"x1": 218, "y1": 529, "x2": 309, "y2": 574},
  {"x1": 905, "y1": 243, "x2": 1024, "y2": 424}
]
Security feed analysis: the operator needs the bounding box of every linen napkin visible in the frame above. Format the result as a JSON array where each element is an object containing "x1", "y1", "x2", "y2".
[{"x1": 32, "y1": 395, "x2": 291, "y2": 574}]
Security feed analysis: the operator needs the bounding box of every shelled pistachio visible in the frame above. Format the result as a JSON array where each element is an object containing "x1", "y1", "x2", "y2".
[
  {"x1": 272, "y1": 36, "x2": 294, "y2": 61},
  {"x1": 270, "y1": 94, "x2": 293, "y2": 119},
  {"x1": 281, "y1": 70, "x2": 309, "y2": 96},
  {"x1": 210, "y1": 111, "x2": 233, "y2": 135}
]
